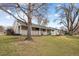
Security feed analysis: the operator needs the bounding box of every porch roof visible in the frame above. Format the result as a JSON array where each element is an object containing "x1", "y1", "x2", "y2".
[{"x1": 15, "y1": 20, "x2": 58, "y2": 30}]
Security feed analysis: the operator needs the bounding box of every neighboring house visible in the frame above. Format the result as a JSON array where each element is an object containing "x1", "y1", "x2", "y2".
[
  {"x1": 0, "y1": 26, "x2": 4, "y2": 35},
  {"x1": 13, "y1": 20, "x2": 60, "y2": 35}
]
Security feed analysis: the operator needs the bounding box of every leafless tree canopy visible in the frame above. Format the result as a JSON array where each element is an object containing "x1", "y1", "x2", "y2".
[
  {"x1": 56, "y1": 3, "x2": 79, "y2": 35},
  {"x1": 0, "y1": 3, "x2": 48, "y2": 23}
]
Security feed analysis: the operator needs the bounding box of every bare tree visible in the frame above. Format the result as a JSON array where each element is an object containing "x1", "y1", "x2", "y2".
[
  {"x1": 0, "y1": 3, "x2": 48, "y2": 40},
  {"x1": 56, "y1": 3, "x2": 79, "y2": 35}
]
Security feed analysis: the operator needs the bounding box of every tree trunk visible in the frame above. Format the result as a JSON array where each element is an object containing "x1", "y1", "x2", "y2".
[
  {"x1": 25, "y1": 3, "x2": 32, "y2": 40},
  {"x1": 69, "y1": 30, "x2": 73, "y2": 36},
  {"x1": 26, "y1": 22, "x2": 32, "y2": 40}
]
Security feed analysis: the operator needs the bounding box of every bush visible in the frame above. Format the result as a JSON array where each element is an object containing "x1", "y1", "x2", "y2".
[
  {"x1": 6, "y1": 28, "x2": 14, "y2": 35},
  {"x1": 65, "y1": 32, "x2": 73, "y2": 36}
]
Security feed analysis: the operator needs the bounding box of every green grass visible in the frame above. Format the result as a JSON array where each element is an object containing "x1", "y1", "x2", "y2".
[{"x1": 0, "y1": 35, "x2": 79, "y2": 56}]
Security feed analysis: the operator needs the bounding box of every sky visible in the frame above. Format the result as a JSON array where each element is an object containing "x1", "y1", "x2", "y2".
[
  {"x1": 47, "y1": 3, "x2": 61, "y2": 28},
  {"x1": 0, "y1": 3, "x2": 78, "y2": 29}
]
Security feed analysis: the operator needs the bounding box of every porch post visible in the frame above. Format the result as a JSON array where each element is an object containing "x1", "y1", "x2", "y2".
[
  {"x1": 39, "y1": 28, "x2": 40, "y2": 35},
  {"x1": 46, "y1": 29, "x2": 47, "y2": 35}
]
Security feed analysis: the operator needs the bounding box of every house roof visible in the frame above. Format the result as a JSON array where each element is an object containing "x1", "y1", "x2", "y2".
[{"x1": 14, "y1": 20, "x2": 58, "y2": 30}]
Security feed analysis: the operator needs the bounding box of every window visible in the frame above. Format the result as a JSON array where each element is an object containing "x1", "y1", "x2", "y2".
[{"x1": 35, "y1": 28, "x2": 39, "y2": 31}]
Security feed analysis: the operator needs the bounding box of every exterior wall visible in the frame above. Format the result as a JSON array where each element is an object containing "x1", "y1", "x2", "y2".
[
  {"x1": 19, "y1": 29, "x2": 46, "y2": 35},
  {"x1": 42, "y1": 31, "x2": 48, "y2": 35},
  {"x1": 31, "y1": 30, "x2": 39, "y2": 35},
  {"x1": 40, "y1": 29, "x2": 47, "y2": 35},
  {"x1": 20, "y1": 29, "x2": 27, "y2": 35},
  {"x1": 51, "y1": 30, "x2": 60, "y2": 35},
  {"x1": 38, "y1": 29, "x2": 42, "y2": 35},
  {"x1": 13, "y1": 21, "x2": 21, "y2": 34}
]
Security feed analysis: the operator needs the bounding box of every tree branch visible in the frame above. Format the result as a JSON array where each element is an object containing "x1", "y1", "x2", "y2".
[
  {"x1": 0, "y1": 6, "x2": 26, "y2": 23},
  {"x1": 16, "y1": 3, "x2": 28, "y2": 17}
]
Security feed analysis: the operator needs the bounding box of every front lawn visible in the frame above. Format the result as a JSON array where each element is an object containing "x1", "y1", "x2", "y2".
[{"x1": 0, "y1": 35, "x2": 79, "y2": 56}]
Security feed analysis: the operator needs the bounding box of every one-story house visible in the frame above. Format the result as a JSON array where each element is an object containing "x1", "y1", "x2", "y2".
[{"x1": 13, "y1": 20, "x2": 60, "y2": 35}]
